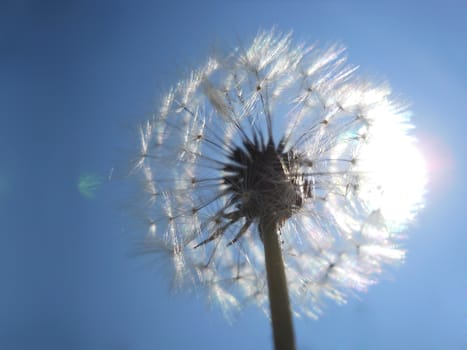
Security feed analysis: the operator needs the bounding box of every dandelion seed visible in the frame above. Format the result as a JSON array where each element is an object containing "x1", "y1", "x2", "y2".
[{"x1": 133, "y1": 29, "x2": 426, "y2": 349}]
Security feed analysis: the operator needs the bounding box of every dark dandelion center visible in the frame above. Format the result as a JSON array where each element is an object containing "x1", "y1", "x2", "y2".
[{"x1": 223, "y1": 136, "x2": 312, "y2": 225}]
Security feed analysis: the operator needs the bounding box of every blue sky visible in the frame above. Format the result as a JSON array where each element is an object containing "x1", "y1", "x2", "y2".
[{"x1": 1, "y1": 1, "x2": 466, "y2": 349}]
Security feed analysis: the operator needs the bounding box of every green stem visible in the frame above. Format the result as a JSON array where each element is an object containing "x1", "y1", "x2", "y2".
[{"x1": 260, "y1": 217, "x2": 296, "y2": 350}]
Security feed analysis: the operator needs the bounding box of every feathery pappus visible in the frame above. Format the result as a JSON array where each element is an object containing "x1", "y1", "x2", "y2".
[{"x1": 133, "y1": 29, "x2": 426, "y2": 320}]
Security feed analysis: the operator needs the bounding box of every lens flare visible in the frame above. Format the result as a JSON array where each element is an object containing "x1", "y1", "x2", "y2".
[{"x1": 78, "y1": 174, "x2": 102, "y2": 199}]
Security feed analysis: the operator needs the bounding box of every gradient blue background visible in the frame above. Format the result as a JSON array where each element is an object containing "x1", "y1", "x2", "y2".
[{"x1": 1, "y1": 1, "x2": 465, "y2": 349}]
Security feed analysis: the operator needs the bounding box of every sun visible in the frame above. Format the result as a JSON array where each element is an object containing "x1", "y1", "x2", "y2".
[{"x1": 358, "y1": 108, "x2": 427, "y2": 228}]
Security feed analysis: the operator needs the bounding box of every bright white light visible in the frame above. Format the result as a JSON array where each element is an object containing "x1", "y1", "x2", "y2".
[{"x1": 358, "y1": 108, "x2": 427, "y2": 227}]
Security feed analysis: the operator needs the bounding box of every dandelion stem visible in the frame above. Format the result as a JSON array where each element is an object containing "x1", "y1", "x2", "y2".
[{"x1": 260, "y1": 217, "x2": 296, "y2": 350}]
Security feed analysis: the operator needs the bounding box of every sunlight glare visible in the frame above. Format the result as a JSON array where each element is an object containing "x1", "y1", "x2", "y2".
[{"x1": 358, "y1": 110, "x2": 427, "y2": 228}]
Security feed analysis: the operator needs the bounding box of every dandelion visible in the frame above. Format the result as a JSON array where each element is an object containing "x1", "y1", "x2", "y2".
[{"x1": 133, "y1": 29, "x2": 426, "y2": 349}]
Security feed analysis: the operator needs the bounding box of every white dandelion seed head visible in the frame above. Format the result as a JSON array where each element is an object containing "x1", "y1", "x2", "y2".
[{"x1": 135, "y1": 29, "x2": 426, "y2": 318}]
